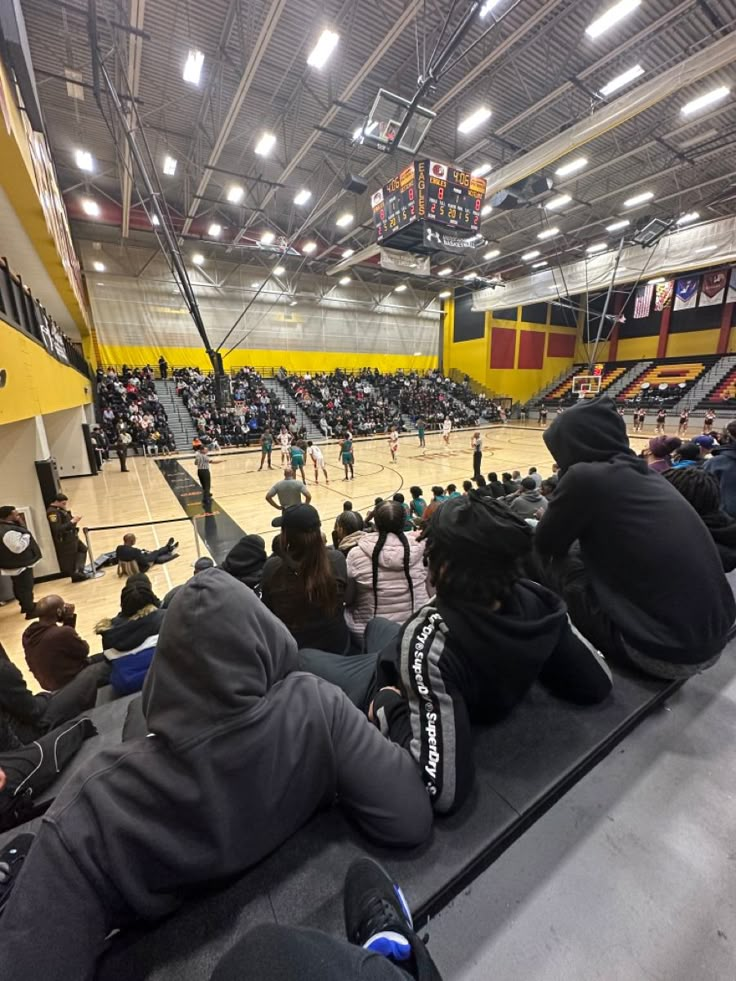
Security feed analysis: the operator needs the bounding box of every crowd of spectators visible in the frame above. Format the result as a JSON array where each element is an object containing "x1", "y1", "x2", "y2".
[
  {"x1": 279, "y1": 367, "x2": 502, "y2": 438},
  {"x1": 174, "y1": 367, "x2": 299, "y2": 447},
  {"x1": 95, "y1": 365, "x2": 176, "y2": 454},
  {"x1": 3, "y1": 396, "x2": 736, "y2": 979}
]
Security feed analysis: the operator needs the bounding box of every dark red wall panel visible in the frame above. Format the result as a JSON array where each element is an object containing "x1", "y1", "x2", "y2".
[
  {"x1": 518, "y1": 330, "x2": 545, "y2": 369},
  {"x1": 490, "y1": 327, "x2": 516, "y2": 368},
  {"x1": 546, "y1": 331, "x2": 576, "y2": 359}
]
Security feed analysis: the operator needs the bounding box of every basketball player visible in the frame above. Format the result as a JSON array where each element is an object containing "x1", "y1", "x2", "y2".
[
  {"x1": 678, "y1": 409, "x2": 689, "y2": 436},
  {"x1": 538, "y1": 405, "x2": 548, "y2": 427},
  {"x1": 258, "y1": 428, "x2": 273, "y2": 471},
  {"x1": 655, "y1": 407, "x2": 666, "y2": 435},
  {"x1": 416, "y1": 417, "x2": 426, "y2": 449},
  {"x1": 638, "y1": 407, "x2": 647, "y2": 432},
  {"x1": 703, "y1": 409, "x2": 716, "y2": 434},
  {"x1": 632, "y1": 408, "x2": 641, "y2": 433},
  {"x1": 388, "y1": 426, "x2": 399, "y2": 462},
  {"x1": 338, "y1": 432, "x2": 354, "y2": 481},
  {"x1": 442, "y1": 416, "x2": 452, "y2": 446},
  {"x1": 289, "y1": 441, "x2": 307, "y2": 483},
  {"x1": 307, "y1": 440, "x2": 329, "y2": 484},
  {"x1": 278, "y1": 426, "x2": 292, "y2": 466}
]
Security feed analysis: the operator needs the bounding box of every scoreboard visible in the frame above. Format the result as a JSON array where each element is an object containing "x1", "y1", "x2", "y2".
[{"x1": 371, "y1": 160, "x2": 486, "y2": 243}]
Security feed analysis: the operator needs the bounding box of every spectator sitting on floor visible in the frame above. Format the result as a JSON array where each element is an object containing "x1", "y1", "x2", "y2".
[
  {"x1": 511, "y1": 470, "x2": 522, "y2": 487},
  {"x1": 536, "y1": 397, "x2": 735, "y2": 680},
  {"x1": 462, "y1": 480, "x2": 473, "y2": 495},
  {"x1": 161, "y1": 557, "x2": 215, "y2": 608},
  {"x1": 540, "y1": 476, "x2": 558, "y2": 500},
  {"x1": 508, "y1": 477, "x2": 548, "y2": 519},
  {"x1": 705, "y1": 421, "x2": 736, "y2": 517},
  {"x1": 220, "y1": 535, "x2": 268, "y2": 591},
  {"x1": 22, "y1": 596, "x2": 89, "y2": 692},
  {"x1": 261, "y1": 504, "x2": 353, "y2": 654},
  {"x1": 423, "y1": 486, "x2": 447, "y2": 523},
  {"x1": 665, "y1": 467, "x2": 736, "y2": 573},
  {"x1": 344, "y1": 500, "x2": 430, "y2": 639},
  {"x1": 486, "y1": 472, "x2": 506, "y2": 499},
  {"x1": 96, "y1": 574, "x2": 165, "y2": 695},
  {"x1": 645, "y1": 436, "x2": 681, "y2": 473},
  {"x1": 115, "y1": 533, "x2": 178, "y2": 573},
  {"x1": 501, "y1": 472, "x2": 517, "y2": 495},
  {"x1": 408, "y1": 486, "x2": 426, "y2": 525},
  {"x1": 445, "y1": 484, "x2": 462, "y2": 500},
  {"x1": 0, "y1": 570, "x2": 432, "y2": 980},
  {"x1": 670, "y1": 441, "x2": 702, "y2": 469},
  {"x1": 333, "y1": 511, "x2": 365, "y2": 555},
  {"x1": 527, "y1": 466, "x2": 542, "y2": 488},
  {"x1": 299, "y1": 492, "x2": 612, "y2": 815}
]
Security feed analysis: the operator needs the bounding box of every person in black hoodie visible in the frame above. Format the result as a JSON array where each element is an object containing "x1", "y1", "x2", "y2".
[
  {"x1": 536, "y1": 397, "x2": 735, "y2": 679},
  {"x1": 219, "y1": 533, "x2": 268, "y2": 591},
  {"x1": 0, "y1": 569, "x2": 432, "y2": 981},
  {"x1": 664, "y1": 466, "x2": 736, "y2": 572},
  {"x1": 300, "y1": 492, "x2": 612, "y2": 814}
]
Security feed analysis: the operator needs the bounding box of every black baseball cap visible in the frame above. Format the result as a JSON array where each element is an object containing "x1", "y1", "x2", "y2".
[{"x1": 271, "y1": 503, "x2": 321, "y2": 531}]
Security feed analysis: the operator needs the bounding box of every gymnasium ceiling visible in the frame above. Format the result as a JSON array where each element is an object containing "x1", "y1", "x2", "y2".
[{"x1": 20, "y1": 0, "x2": 736, "y2": 302}]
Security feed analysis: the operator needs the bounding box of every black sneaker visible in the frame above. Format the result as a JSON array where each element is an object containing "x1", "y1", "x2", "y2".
[{"x1": 344, "y1": 858, "x2": 413, "y2": 964}]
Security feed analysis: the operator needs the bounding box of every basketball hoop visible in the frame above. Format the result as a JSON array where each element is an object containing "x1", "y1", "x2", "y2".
[{"x1": 572, "y1": 375, "x2": 602, "y2": 399}]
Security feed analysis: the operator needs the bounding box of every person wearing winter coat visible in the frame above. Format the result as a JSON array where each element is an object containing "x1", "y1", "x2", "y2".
[
  {"x1": 705, "y1": 421, "x2": 736, "y2": 517},
  {"x1": 0, "y1": 569, "x2": 432, "y2": 980},
  {"x1": 345, "y1": 501, "x2": 430, "y2": 637},
  {"x1": 219, "y1": 534, "x2": 267, "y2": 590},
  {"x1": 96, "y1": 574, "x2": 165, "y2": 695},
  {"x1": 664, "y1": 466, "x2": 736, "y2": 572},
  {"x1": 507, "y1": 478, "x2": 548, "y2": 519}
]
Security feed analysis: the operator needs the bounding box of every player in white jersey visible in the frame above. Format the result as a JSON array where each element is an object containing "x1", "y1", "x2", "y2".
[
  {"x1": 442, "y1": 417, "x2": 452, "y2": 446},
  {"x1": 307, "y1": 440, "x2": 329, "y2": 484},
  {"x1": 278, "y1": 427, "x2": 292, "y2": 466},
  {"x1": 388, "y1": 427, "x2": 399, "y2": 462}
]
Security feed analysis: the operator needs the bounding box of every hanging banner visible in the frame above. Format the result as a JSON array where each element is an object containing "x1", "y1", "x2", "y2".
[
  {"x1": 673, "y1": 276, "x2": 699, "y2": 310},
  {"x1": 633, "y1": 283, "x2": 654, "y2": 318},
  {"x1": 422, "y1": 224, "x2": 486, "y2": 254},
  {"x1": 379, "y1": 248, "x2": 431, "y2": 276},
  {"x1": 699, "y1": 269, "x2": 728, "y2": 307},
  {"x1": 654, "y1": 280, "x2": 673, "y2": 311}
]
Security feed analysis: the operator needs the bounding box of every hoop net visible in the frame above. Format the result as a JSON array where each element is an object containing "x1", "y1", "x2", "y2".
[{"x1": 572, "y1": 375, "x2": 602, "y2": 399}]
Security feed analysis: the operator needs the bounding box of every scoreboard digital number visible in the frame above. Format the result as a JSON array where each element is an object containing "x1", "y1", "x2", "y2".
[{"x1": 372, "y1": 161, "x2": 486, "y2": 243}]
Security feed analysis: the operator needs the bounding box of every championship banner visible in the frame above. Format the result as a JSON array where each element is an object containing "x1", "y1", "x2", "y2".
[
  {"x1": 633, "y1": 283, "x2": 654, "y2": 318},
  {"x1": 673, "y1": 276, "x2": 699, "y2": 310},
  {"x1": 422, "y1": 224, "x2": 486, "y2": 254},
  {"x1": 654, "y1": 280, "x2": 673, "y2": 311},
  {"x1": 699, "y1": 269, "x2": 728, "y2": 307},
  {"x1": 379, "y1": 247, "x2": 431, "y2": 276}
]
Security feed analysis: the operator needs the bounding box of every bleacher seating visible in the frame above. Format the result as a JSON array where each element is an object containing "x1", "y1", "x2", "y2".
[
  {"x1": 702, "y1": 365, "x2": 736, "y2": 406},
  {"x1": 618, "y1": 361, "x2": 709, "y2": 405},
  {"x1": 541, "y1": 365, "x2": 627, "y2": 404}
]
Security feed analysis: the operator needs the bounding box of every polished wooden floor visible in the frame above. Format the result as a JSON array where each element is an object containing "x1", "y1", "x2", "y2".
[{"x1": 0, "y1": 422, "x2": 651, "y2": 687}]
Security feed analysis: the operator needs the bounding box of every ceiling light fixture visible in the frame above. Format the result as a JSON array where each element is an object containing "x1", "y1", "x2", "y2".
[
  {"x1": 481, "y1": 204, "x2": 493, "y2": 216},
  {"x1": 545, "y1": 193, "x2": 571, "y2": 210},
  {"x1": 192, "y1": 253, "x2": 204, "y2": 266},
  {"x1": 439, "y1": 290, "x2": 452, "y2": 298},
  {"x1": 208, "y1": 223, "x2": 222, "y2": 237},
  {"x1": 307, "y1": 29, "x2": 339, "y2": 69},
  {"x1": 302, "y1": 241, "x2": 317, "y2": 254},
  {"x1": 294, "y1": 188, "x2": 312, "y2": 206},
  {"x1": 462, "y1": 272, "x2": 476, "y2": 280},
  {"x1": 81, "y1": 198, "x2": 100, "y2": 217},
  {"x1": 479, "y1": 0, "x2": 503, "y2": 16},
  {"x1": 555, "y1": 157, "x2": 587, "y2": 177},
  {"x1": 679, "y1": 128, "x2": 718, "y2": 149},
  {"x1": 537, "y1": 226, "x2": 559, "y2": 240},
  {"x1": 599, "y1": 63, "x2": 644, "y2": 96},
  {"x1": 586, "y1": 0, "x2": 641, "y2": 39},
  {"x1": 342, "y1": 248, "x2": 355, "y2": 258},
  {"x1": 151, "y1": 214, "x2": 160, "y2": 226},
  {"x1": 532, "y1": 260, "x2": 549, "y2": 268},
  {"x1": 458, "y1": 106, "x2": 492, "y2": 134},
  {"x1": 647, "y1": 277, "x2": 665, "y2": 284},
  {"x1": 394, "y1": 284, "x2": 407, "y2": 292},
  {"x1": 676, "y1": 211, "x2": 700, "y2": 225},
  {"x1": 163, "y1": 155, "x2": 177, "y2": 176},
  {"x1": 289, "y1": 300, "x2": 298, "y2": 306},
  {"x1": 623, "y1": 190, "x2": 654, "y2": 207},
  {"x1": 522, "y1": 250, "x2": 540, "y2": 261},
  {"x1": 471, "y1": 162, "x2": 492, "y2": 177},
  {"x1": 336, "y1": 212, "x2": 353, "y2": 227},
  {"x1": 339, "y1": 275, "x2": 351, "y2": 285},
  {"x1": 586, "y1": 241, "x2": 607, "y2": 253},
  {"x1": 681, "y1": 86, "x2": 730, "y2": 116},
  {"x1": 605, "y1": 218, "x2": 630, "y2": 231},
  {"x1": 183, "y1": 49, "x2": 204, "y2": 85},
  {"x1": 75, "y1": 149, "x2": 94, "y2": 172},
  {"x1": 484, "y1": 249, "x2": 500, "y2": 260},
  {"x1": 254, "y1": 132, "x2": 276, "y2": 156},
  {"x1": 92, "y1": 261, "x2": 105, "y2": 272},
  {"x1": 273, "y1": 265, "x2": 285, "y2": 276},
  {"x1": 227, "y1": 185, "x2": 244, "y2": 203},
  {"x1": 260, "y1": 230, "x2": 275, "y2": 245},
  {"x1": 437, "y1": 267, "x2": 452, "y2": 276}
]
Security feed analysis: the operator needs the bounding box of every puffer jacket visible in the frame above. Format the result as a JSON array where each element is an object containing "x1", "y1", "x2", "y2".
[{"x1": 345, "y1": 531, "x2": 430, "y2": 635}]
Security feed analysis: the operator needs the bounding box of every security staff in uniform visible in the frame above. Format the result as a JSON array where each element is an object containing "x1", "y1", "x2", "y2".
[
  {"x1": 0, "y1": 506, "x2": 42, "y2": 618},
  {"x1": 46, "y1": 494, "x2": 90, "y2": 583}
]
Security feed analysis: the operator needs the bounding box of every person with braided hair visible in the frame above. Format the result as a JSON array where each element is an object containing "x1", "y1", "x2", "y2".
[
  {"x1": 344, "y1": 500, "x2": 430, "y2": 639},
  {"x1": 664, "y1": 466, "x2": 736, "y2": 571}
]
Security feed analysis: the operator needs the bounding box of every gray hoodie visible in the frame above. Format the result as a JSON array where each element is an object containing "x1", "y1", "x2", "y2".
[{"x1": 0, "y1": 569, "x2": 432, "y2": 981}]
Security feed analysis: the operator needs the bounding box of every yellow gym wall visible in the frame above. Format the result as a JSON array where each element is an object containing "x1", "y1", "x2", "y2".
[
  {"x1": 443, "y1": 299, "x2": 578, "y2": 402},
  {"x1": 0, "y1": 320, "x2": 92, "y2": 425},
  {"x1": 96, "y1": 344, "x2": 438, "y2": 375},
  {"x1": 666, "y1": 329, "x2": 722, "y2": 358}
]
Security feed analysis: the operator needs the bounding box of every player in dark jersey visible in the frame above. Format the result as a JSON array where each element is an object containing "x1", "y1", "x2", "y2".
[
  {"x1": 339, "y1": 433, "x2": 355, "y2": 481},
  {"x1": 655, "y1": 408, "x2": 666, "y2": 435},
  {"x1": 538, "y1": 405, "x2": 548, "y2": 426},
  {"x1": 703, "y1": 409, "x2": 716, "y2": 434},
  {"x1": 678, "y1": 409, "x2": 689, "y2": 436}
]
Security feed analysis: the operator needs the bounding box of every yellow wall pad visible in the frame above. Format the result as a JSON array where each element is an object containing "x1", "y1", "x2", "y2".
[
  {"x1": 0, "y1": 320, "x2": 92, "y2": 425},
  {"x1": 96, "y1": 345, "x2": 439, "y2": 375}
]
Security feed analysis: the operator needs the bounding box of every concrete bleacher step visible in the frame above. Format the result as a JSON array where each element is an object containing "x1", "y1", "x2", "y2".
[
  {"x1": 605, "y1": 360, "x2": 653, "y2": 399},
  {"x1": 153, "y1": 379, "x2": 198, "y2": 447},
  {"x1": 676, "y1": 355, "x2": 736, "y2": 411},
  {"x1": 262, "y1": 378, "x2": 321, "y2": 439}
]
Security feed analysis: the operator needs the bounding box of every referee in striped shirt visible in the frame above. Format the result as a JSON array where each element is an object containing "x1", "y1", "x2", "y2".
[{"x1": 195, "y1": 444, "x2": 221, "y2": 512}]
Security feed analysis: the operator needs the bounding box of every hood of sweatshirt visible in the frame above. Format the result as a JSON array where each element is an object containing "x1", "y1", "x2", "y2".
[
  {"x1": 142, "y1": 567, "x2": 298, "y2": 746},
  {"x1": 220, "y1": 534, "x2": 267, "y2": 586},
  {"x1": 544, "y1": 396, "x2": 633, "y2": 471},
  {"x1": 702, "y1": 510, "x2": 736, "y2": 571},
  {"x1": 356, "y1": 531, "x2": 424, "y2": 570},
  {"x1": 21, "y1": 621, "x2": 58, "y2": 651}
]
